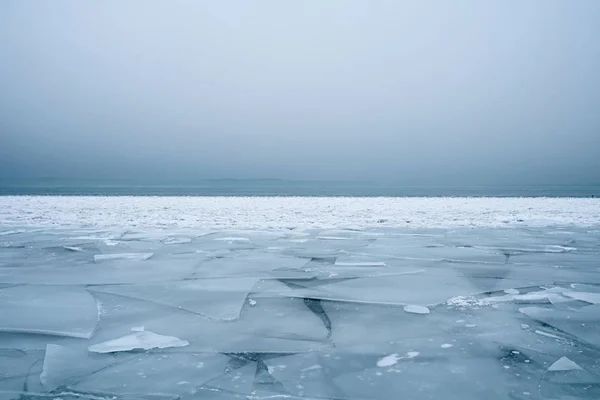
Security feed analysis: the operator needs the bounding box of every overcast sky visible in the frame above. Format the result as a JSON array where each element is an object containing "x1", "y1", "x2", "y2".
[{"x1": 1, "y1": 1, "x2": 599, "y2": 185}]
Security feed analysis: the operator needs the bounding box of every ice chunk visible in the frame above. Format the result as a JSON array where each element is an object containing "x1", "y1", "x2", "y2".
[
  {"x1": 93, "y1": 277, "x2": 259, "y2": 320},
  {"x1": 548, "y1": 356, "x2": 582, "y2": 372},
  {"x1": 130, "y1": 325, "x2": 145, "y2": 332},
  {"x1": 377, "y1": 353, "x2": 401, "y2": 367},
  {"x1": 40, "y1": 344, "x2": 116, "y2": 390},
  {"x1": 403, "y1": 305, "x2": 430, "y2": 314},
  {"x1": 441, "y1": 343, "x2": 453, "y2": 348},
  {"x1": 93, "y1": 252, "x2": 153, "y2": 263},
  {"x1": 88, "y1": 331, "x2": 189, "y2": 353},
  {"x1": 0, "y1": 285, "x2": 98, "y2": 338}
]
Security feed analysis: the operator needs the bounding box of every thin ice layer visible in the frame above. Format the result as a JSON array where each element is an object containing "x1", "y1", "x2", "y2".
[{"x1": 0, "y1": 285, "x2": 98, "y2": 338}]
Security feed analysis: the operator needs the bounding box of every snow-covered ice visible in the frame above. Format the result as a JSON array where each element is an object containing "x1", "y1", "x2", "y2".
[{"x1": 1, "y1": 196, "x2": 600, "y2": 399}]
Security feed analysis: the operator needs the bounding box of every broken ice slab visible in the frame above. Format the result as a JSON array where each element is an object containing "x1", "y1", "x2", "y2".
[
  {"x1": 334, "y1": 254, "x2": 387, "y2": 266},
  {"x1": 262, "y1": 352, "x2": 345, "y2": 399},
  {"x1": 519, "y1": 305, "x2": 600, "y2": 347},
  {"x1": 72, "y1": 352, "x2": 232, "y2": 395},
  {"x1": 539, "y1": 357, "x2": 600, "y2": 399},
  {"x1": 258, "y1": 267, "x2": 482, "y2": 306},
  {"x1": 201, "y1": 362, "x2": 257, "y2": 394},
  {"x1": 322, "y1": 301, "x2": 446, "y2": 353},
  {"x1": 40, "y1": 344, "x2": 117, "y2": 390},
  {"x1": 334, "y1": 354, "x2": 514, "y2": 400},
  {"x1": 0, "y1": 348, "x2": 44, "y2": 383},
  {"x1": 94, "y1": 253, "x2": 154, "y2": 263},
  {"x1": 282, "y1": 239, "x2": 372, "y2": 259},
  {"x1": 92, "y1": 277, "x2": 259, "y2": 320},
  {"x1": 360, "y1": 237, "x2": 507, "y2": 263},
  {"x1": 192, "y1": 253, "x2": 308, "y2": 278},
  {"x1": 562, "y1": 290, "x2": 600, "y2": 304},
  {"x1": 0, "y1": 392, "x2": 179, "y2": 400},
  {"x1": 0, "y1": 254, "x2": 206, "y2": 285},
  {"x1": 88, "y1": 291, "x2": 328, "y2": 353},
  {"x1": 89, "y1": 331, "x2": 189, "y2": 353},
  {"x1": 0, "y1": 285, "x2": 98, "y2": 338}
]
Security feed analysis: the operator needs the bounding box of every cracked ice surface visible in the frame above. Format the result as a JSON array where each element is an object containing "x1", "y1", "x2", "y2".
[{"x1": 1, "y1": 197, "x2": 600, "y2": 399}]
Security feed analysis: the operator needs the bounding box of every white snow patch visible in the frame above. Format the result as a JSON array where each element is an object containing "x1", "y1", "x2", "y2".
[
  {"x1": 214, "y1": 237, "x2": 250, "y2": 242},
  {"x1": 447, "y1": 296, "x2": 491, "y2": 308},
  {"x1": 403, "y1": 305, "x2": 430, "y2": 314},
  {"x1": 130, "y1": 326, "x2": 145, "y2": 332},
  {"x1": 441, "y1": 343, "x2": 453, "y2": 348},
  {"x1": 377, "y1": 354, "x2": 401, "y2": 367},
  {"x1": 248, "y1": 299, "x2": 257, "y2": 306},
  {"x1": 377, "y1": 351, "x2": 419, "y2": 367},
  {"x1": 548, "y1": 357, "x2": 582, "y2": 372},
  {"x1": 88, "y1": 331, "x2": 189, "y2": 353},
  {"x1": 504, "y1": 289, "x2": 519, "y2": 295}
]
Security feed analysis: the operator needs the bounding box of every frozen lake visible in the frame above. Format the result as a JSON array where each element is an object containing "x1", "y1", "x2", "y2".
[{"x1": 1, "y1": 197, "x2": 600, "y2": 400}]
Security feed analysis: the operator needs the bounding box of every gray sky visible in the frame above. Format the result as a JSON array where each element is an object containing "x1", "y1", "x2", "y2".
[{"x1": 1, "y1": 0, "x2": 599, "y2": 185}]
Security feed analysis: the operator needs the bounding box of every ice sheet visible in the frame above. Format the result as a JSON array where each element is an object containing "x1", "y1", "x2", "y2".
[{"x1": 1, "y1": 218, "x2": 599, "y2": 399}]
